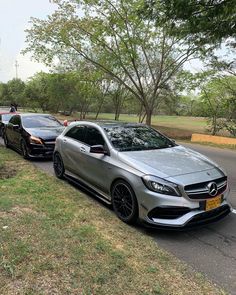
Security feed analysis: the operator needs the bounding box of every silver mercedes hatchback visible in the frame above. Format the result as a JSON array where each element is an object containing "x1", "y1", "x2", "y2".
[{"x1": 53, "y1": 121, "x2": 231, "y2": 229}]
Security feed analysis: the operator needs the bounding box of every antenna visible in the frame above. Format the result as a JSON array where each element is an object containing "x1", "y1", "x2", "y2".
[{"x1": 15, "y1": 60, "x2": 19, "y2": 79}]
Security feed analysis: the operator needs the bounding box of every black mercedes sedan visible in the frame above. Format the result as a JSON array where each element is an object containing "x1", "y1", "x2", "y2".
[{"x1": 3, "y1": 113, "x2": 64, "y2": 159}]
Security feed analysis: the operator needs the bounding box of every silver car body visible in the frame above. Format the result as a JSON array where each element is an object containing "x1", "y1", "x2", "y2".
[{"x1": 54, "y1": 121, "x2": 231, "y2": 228}]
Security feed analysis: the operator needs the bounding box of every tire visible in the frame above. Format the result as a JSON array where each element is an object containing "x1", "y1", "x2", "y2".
[
  {"x1": 21, "y1": 140, "x2": 30, "y2": 159},
  {"x1": 53, "y1": 152, "x2": 65, "y2": 179},
  {"x1": 111, "y1": 180, "x2": 139, "y2": 224},
  {"x1": 0, "y1": 126, "x2": 3, "y2": 137},
  {"x1": 3, "y1": 133, "x2": 9, "y2": 148}
]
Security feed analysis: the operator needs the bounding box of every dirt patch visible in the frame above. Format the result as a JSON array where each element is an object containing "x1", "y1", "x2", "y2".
[
  {"x1": 0, "y1": 164, "x2": 17, "y2": 180},
  {"x1": 153, "y1": 125, "x2": 194, "y2": 140},
  {"x1": 0, "y1": 206, "x2": 41, "y2": 219}
]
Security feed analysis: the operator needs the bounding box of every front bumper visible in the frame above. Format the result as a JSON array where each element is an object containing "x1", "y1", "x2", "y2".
[
  {"x1": 136, "y1": 185, "x2": 231, "y2": 229},
  {"x1": 27, "y1": 143, "x2": 55, "y2": 158}
]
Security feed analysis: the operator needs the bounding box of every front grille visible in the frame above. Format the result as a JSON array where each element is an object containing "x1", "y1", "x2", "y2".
[
  {"x1": 44, "y1": 143, "x2": 55, "y2": 149},
  {"x1": 43, "y1": 140, "x2": 56, "y2": 150},
  {"x1": 148, "y1": 207, "x2": 191, "y2": 220},
  {"x1": 185, "y1": 176, "x2": 227, "y2": 200}
]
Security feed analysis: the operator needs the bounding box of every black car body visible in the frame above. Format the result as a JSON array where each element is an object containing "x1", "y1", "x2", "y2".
[
  {"x1": 0, "y1": 112, "x2": 17, "y2": 137},
  {"x1": 4, "y1": 113, "x2": 64, "y2": 159}
]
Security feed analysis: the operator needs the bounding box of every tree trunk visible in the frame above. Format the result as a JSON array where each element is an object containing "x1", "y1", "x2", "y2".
[
  {"x1": 212, "y1": 115, "x2": 217, "y2": 135},
  {"x1": 138, "y1": 104, "x2": 143, "y2": 123},
  {"x1": 141, "y1": 112, "x2": 146, "y2": 123},
  {"x1": 145, "y1": 108, "x2": 152, "y2": 126},
  {"x1": 95, "y1": 99, "x2": 104, "y2": 120},
  {"x1": 114, "y1": 95, "x2": 120, "y2": 121},
  {"x1": 115, "y1": 107, "x2": 120, "y2": 120}
]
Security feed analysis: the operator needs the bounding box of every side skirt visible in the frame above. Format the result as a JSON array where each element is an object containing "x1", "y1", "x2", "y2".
[{"x1": 64, "y1": 171, "x2": 112, "y2": 205}]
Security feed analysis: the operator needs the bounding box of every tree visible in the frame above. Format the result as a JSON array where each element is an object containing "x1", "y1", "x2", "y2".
[
  {"x1": 110, "y1": 81, "x2": 130, "y2": 121},
  {"x1": 0, "y1": 83, "x2": 9, "y2": 105},
  {"x1": 94, "y1": 78, "x2": 111, "y2": 120},
  {"x1": 5, "y1": 78, "x2": 25, "y2": 107},
  {"x1": 200, "y1": 76, "x2": 236, "y2": 135},
  {"x1": 25, "y1": 72, "x2": 52, "y2": 111},
  {"x1": 143, "y1": 0, "x2": 236, "y2": 47},
  {"x1": 23, "y1": 0, "x2": 206, "y2": 125}
]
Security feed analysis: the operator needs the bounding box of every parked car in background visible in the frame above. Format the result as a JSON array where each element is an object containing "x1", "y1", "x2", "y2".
[
  {"x1": 53, "y1": 121, "x2": 231, "y2": 229},
  {"x1": 4, "y1": 113, "x2": 64, "y2": 159},
  {"x1": 0, "y1": 112, "x2": 18, "y2": 137}
]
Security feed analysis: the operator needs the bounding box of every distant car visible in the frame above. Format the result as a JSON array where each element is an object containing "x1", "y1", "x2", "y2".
[
  {"x1": 53, "y1": 121, "x2": 231, "y2": 229},
  {"x1": 0, "y1": 112, "x2": 17, "y2": 137},
  {"x1": 4, "y1": 113, "x2": 64, "y2": 159}
]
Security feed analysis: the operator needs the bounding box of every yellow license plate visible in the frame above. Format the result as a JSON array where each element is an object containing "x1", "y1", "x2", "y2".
[{"x1": 205, "y1": 195, "x2": 222, "y2": 211}]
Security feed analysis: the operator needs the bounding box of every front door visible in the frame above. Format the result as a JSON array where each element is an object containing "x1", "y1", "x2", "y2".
[{"x1": 81, "y1": 126, "x2": 112, "y2": 195}]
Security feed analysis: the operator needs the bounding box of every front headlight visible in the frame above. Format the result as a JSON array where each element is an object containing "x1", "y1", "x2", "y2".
[
  {"x1": 29, "y1": 135, "x2": 43, "y2": 145},
  {"x1": 142, "y1": 175, "x2": 181, "y2": 197}
]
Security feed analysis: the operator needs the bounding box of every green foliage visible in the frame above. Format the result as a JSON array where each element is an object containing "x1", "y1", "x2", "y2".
[
  {"x1": 0, "y1": 83, "x2": 8, "y2": 105},
  {"x1": 143, "y1": 0, "x2": 236, "y2": 47},
  {"x1": 200, "y1": 76, "x2": 236, "y2": 135},
  {"x1": 23, "y1": 67, "x2": 106, "y2": 117},
  {"x1": 0, "y1": 79, "x2": 25, "y2": 107},
  {"x1": 24, "y1": 72, "x2": 51, "y2": 111}
]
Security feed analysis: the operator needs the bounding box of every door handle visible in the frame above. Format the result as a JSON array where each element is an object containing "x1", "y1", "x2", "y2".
[
  {"x1": 80, "y1": 147, "x2": 86, "y2": 152},
  {"x1": 63, "y1": 139, "x2": 67, "y2": 143}
]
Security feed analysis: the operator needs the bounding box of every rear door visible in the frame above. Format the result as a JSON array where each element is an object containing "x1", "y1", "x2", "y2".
[
  {"x1": 11, "y1": 115, "x2": 22, "y2": 150},
  {"x1": 6, "y1": 115, "x2": 20, "y2": 147}
]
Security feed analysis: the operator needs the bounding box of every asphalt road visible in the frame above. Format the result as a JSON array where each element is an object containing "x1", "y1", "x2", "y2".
[
  {"x1": 0, "y1": 137, "x2": 236, "y2": 294},
  {"x1": 150, "y1": 143, "x2": 236, "y2": 295}
]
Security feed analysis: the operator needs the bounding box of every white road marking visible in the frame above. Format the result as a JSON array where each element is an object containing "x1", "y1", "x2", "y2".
[{"x1": 232, "y1": 209, "x2": 236, "y2": 214}]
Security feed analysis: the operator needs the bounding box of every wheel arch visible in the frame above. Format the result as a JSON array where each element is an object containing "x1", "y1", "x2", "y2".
[{"x1": 110, "y1": 177, "x2": 135, "y2": 194}]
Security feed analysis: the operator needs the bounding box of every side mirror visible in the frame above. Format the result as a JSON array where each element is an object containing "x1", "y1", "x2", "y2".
[
  {"x1": 13, "y1": 124, "x2": 20, "y2": 130},
  {"x1": 90, "y1": 145, "x2": 108, "y2": 155}
]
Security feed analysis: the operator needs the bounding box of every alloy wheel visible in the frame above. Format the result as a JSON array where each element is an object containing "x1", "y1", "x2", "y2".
[
  {"x1": 3, "y1": 134, "x2": 9, "y2": 148},
  {"x1": 112, "y1": 180, "x2": 138, "y2": 224},
  {"x1": 21, "y1": 141, "x2": 29, "y2": 159},
  {"x1": 53, "y1": 153, "x2": 65, "y2": 179}
]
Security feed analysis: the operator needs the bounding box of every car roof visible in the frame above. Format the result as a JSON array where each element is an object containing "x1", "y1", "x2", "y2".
[
  {"x1": 73, "y1": 120, "x2": 146, "y2": 129},
  {"x1": 0, "y1": 112, "x2": 16, "y2": 115},
  {"x1": 16, "y1": 113, "x2": 53, "y2": 117}
]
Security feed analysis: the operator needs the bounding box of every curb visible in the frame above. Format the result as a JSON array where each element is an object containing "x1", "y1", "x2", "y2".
[{"x1": 191, "y1": 134, "x2": 236, "y2": 146}]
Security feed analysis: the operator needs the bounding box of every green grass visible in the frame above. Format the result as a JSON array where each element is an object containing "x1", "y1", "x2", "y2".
[
  {"x1": 23, "y1": 109, "x2": 232, "y2": 142},
  {"x1": 86, "y1": 113, "x2": 208, "y2": 133},
  {"x1": 0, "y1": 147, "x2": 227, "y2": 295}
]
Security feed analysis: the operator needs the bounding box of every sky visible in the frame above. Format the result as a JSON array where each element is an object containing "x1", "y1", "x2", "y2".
[{"x1": 0, "y1": 0, "x2": 57, "y2": 83}]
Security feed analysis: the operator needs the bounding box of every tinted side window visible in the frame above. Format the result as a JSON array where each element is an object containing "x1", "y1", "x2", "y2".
[
  {"x1": 65, "y1": 125, "x2": 85, "y2": 142},
  {"x1": 84, "y1": 127, "x2": 105, "y2": 146}
]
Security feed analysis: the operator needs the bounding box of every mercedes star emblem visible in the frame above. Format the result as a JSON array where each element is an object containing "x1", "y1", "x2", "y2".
[{"x1": 207, "y1": 182, "x2": 218, "y2": 197}]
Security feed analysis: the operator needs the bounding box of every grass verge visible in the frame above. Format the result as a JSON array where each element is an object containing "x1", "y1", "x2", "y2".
[{"x1": 0, "y1": 147, "x2": 227, "y2": 295}]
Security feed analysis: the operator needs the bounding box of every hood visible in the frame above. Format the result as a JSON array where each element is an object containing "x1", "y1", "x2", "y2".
[
  {"x1": 118, "y1": 145, "x2": 218, "y2": 178},
  {"x1": 25, "y1": 127, "x2": 64, "y2": 140}
]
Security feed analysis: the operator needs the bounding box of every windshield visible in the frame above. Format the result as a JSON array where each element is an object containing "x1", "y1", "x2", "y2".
[
  {"x1": 104, "y1": 125, "x2": 176, "y2": 151},
  {"x1": 22, "y1": 115, "x2": 63, "y2": 128},
  {"x1": 2, "y1": 114, "x2": 14, "y2": 122}
]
